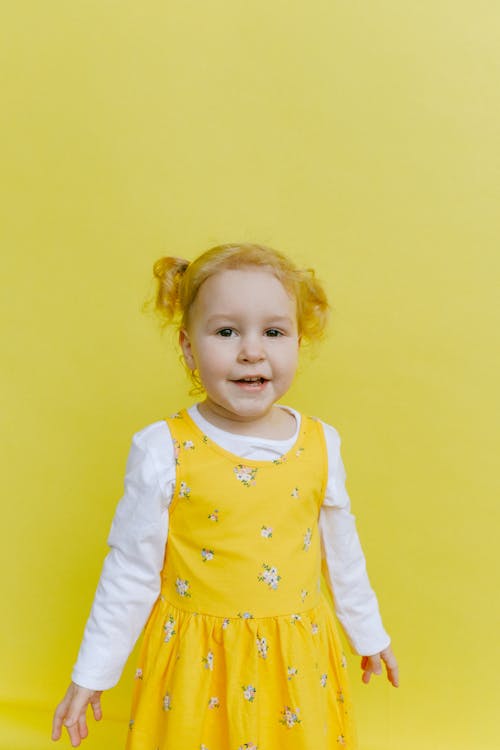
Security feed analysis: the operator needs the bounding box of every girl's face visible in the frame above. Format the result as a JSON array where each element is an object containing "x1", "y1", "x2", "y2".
[{"x1": 180, "y1": 268, "x2": 300, "y2": 432}]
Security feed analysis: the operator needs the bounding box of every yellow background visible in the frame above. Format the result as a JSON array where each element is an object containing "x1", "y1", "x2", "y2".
[{"x1": 1, "y1": 2, "x2": 499, "y2": 748}]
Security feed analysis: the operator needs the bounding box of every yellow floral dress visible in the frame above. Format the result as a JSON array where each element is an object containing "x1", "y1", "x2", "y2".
[{"x1": 126, "y1": 409, "x2": 356, "y2": 750}]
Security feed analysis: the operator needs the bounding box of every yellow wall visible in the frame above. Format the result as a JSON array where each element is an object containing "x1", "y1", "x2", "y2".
[{"x1": 1, "y1": 2, "x2": 498, "y2": 748}]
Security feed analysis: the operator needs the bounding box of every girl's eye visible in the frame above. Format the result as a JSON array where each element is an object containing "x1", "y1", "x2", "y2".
[
  {"x1": 216, "y1": 328, "x2": 235, "y2": 337},
  {"x1": 265, "y1": 329, "x2": 283, "y2": 337}
]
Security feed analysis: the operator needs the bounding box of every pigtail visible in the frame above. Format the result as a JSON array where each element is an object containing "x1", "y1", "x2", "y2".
[
  {"x1": 296, "y1": 268, "x2": 330, "y2": 343},
  {"x1": 152, "y1": 256, "x2": 190, "y2": 326}
]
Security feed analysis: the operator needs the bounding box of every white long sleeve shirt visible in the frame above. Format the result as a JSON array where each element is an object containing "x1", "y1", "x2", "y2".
[{"x1": 72, "y1": 405, "x2": 390, "y2": 690}]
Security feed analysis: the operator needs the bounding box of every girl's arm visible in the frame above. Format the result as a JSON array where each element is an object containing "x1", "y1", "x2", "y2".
[
  {"x1": 71, "y1": 422, "x2": 173, "y2": 690},
  {"x1": 319, "y1": 422, "x2": 399, "y2": 687},
  {"x1": 52, "y1": 422, "x2": 175, "y2": 744}
]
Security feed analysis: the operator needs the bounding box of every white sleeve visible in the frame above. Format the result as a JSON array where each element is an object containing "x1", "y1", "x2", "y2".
[
  {"x1": 319, "y1": 422, "x2": 391, "y2": 656},
  {"x1": 71, "y1": 421, "x2": 175, "y2": 690}
]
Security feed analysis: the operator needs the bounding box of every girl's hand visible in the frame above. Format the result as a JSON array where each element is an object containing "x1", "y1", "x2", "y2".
[
  {"x1": 51, "y1": 682, "x2": 103, "y2": 746},
  {"x1": 361, "y1": 645, "x2": 399, "y2": 687}
]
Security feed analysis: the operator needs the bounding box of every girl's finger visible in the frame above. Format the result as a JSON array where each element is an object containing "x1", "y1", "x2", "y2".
[
  {"x1": 51, "y1": 708, "x2": 64, "y2": 740},
  {"x1": 64, "y1": 717, "x2": 82, "y2": 747},
  {"x1": 90, "y1": 694, "x2": 102, "y2": 721},
  {"x1": 78, "y1": 712, "x2": 89, "y2": 739},
  {"x1": 386, "y1": 662, "x2": 400, "y2": 687}
]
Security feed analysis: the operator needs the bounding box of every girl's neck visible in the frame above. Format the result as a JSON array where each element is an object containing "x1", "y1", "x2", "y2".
[{"x1": 196, "y1": 400, "x2": 297, "y2": 440}]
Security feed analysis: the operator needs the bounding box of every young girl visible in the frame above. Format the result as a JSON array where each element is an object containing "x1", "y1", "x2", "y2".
[{"x1": 52, "y1": 243, "x2": 398, "y2": 749}]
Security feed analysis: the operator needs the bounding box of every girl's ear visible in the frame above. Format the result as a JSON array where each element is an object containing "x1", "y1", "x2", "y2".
[{"x1": 179, "y1": 328, "x2": 196, "y2": 371}]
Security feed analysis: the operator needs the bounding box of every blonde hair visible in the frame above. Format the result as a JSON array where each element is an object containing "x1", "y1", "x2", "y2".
[{"x1": 153, "y1": 242, "x2": 329, "y2": 341}]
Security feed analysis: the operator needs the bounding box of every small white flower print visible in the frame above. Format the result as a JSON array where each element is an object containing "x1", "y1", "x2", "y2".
[
  {"x1": 179, "y1": 481, "x2": 191, "y2": 498},
  {"x1": 238, "y1": 611, "x2": 254, "y2": 619},
  {"x1": 208, "y1": 697, "x2": 220, "y2": 709},
  {"x1": 290, "y1": 613, "x2": 301, "y2": 623},
  {"x1": 163, "y1": 693, "x2": 172, "y2": 711},
  {"x1": 238, "y1": 744, "x2": 258, "y2": 750},
  {"x1": 303, "y1": 527, "x2": 312, "y2": 550},
  {"x1": 172, "y1": 439, "x2": 180, "y2": 464},
  {"x1": 163, "y1": 615, "x2": 176, "y2": 642},
  {"x1": 257, "y1": 563, "x2": 281, "y2": 590},
  {"x1": 202, "y1": 650, "x2": 214, "y2": 670},
  {"x1": 311, "y1": 622, "x2": 319, "y2": 635},
  {"x1": 222, "y1": 618, "x2": 230, "y2": 629},
  {"x1": 242, "y1": 684, "x2": 256, "y2": 702},
  {"x1": 135, "y1": 668, "x2": 143, "y2": 679},
  {"x1": 337, "y1": 690, "x2": 345, "y2": 703},
  {"x1": 201, "y1": 547, "x2": 214, "y2": 562},
  {"x1": 234, "y1": 464, "x2": 257, "y2": 487},
  {"x1": 341, "y1": 653, "x2": 347, "y2": 668},
  {"x1": 291, "y1": 487, "x2": 300, "y2": 498},
  {"x1": 200, "y1": 745, "x2": 209, "y2": 750},
  {"x1": 279, "y1": 705, "x2": 301, "y2": 727},
  {"x1": 256, "y1": 636, "x2": 268, "y2": 659},
  {"x1": 337, "y1": 735, "x2": 346, "y2": 745},
  {"x1": 182, "y1": 440, "x2": 195, "y2": 450},
  {"x1": 300, "y1": 589, "x2": 308, "y2": 602},
  {"x1": 175, "y1": 577, "x2": 191, "y2": 597},
  {"x1": 320, "y1": 673, "x2": 328, "y2": 687},
  {"x1": 287, "y1": 667, "x2": 298, "y2": 680},
  {"x1": 272, "y1": 455, "x2": 287, "y2": 465},
  {"x1": 261, "y1": 525, "x2": 273, "y2": 538},
  {"x1": 128, "y1": 719, "x2": 134, "y2": 730},
  {"x1": 208, "y1": 509, "x2": 219, "y2": 522},
  {"x1": 295, "y1": 447, "x2": 304, "y2": 457}
]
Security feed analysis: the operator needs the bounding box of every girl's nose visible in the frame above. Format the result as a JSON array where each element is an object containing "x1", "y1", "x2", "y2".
[{"x1": 237, "y1": 336, "x2": 265, "y2": 363}]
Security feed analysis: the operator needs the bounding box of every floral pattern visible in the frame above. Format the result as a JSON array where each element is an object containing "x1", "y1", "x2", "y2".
[
  {"x1": 280, "y1": 705, "x2": 301, "y2": 727},
  {"x1": 257, "y1": 563, "x2": 281, "y2": 590},
  {"x1": 179, "y1": 481, "x2": 191, "y2": 498},
  {"x1": 208, "y1": 509, "x2": 219, "y2": 522},
  {"x1": 222, "y1": 618, "x2": 230, "y2": 629},
  {"x1": 320, "y1": 673, "x2": 328, "y2": 688},
  {"x1": 242, "y1": 684, "x2": 256, "y2": 702},
  {"x1": 287, "y1": 667, "x2": 298, "y2": 680},
  {"x1": 173, "y1": 439, "x2": 180, "y2": 465},
  {"x1": 291, "y1": 487, "x2": 300, "y2": 498},
  {"x1": 238, "y1": 611, "x2": 254, "y2": 619},
  {"x1": 261, "y1": 525, "x2": 273, "y2": 538},
  {"x1": 303, "y1": 528, "x2": 312, "y2": 550},
  {"x1": 163, "y1": 615, "x2": 176, "y2": 643},
  {"x1": 162, "y1": 693, "x2": 172, "y2": 711},
  {"x1": 208, "y1": 697, "x2": 220, "y2": 710},
  {"x1": 256, "y1": 636, "x2": 268, "y2": 659},
  {"x1": 272, "y1": 455, "x2": 287, "y2": 466},
  {"x1": 234, "y1": 465, "x2": 258, "y2": 487},
  {"x1": 175, "y1": 577, "x2": 191, "y2": 597},
  {"x1": 202, "y1": 650, "x2": 214, "y2": 670},
  {"x1": 290, "y1": 614, "x2": 301, "y2": 623},
  {"x1": 301, "y1": 589, "x2": 309, "y2": 602},
  {"x1": 201, "y1": 547, "x2": 214, "y2": 562},
  {"x1": 238, "y1": 744, "x2": 258, "y2": 750},
  {"x1": 135, "y1": 668, "x2": 143, "y2": 679},
  {"x1": 182, "y1": 440, "x2": 195, "y2": 450}
]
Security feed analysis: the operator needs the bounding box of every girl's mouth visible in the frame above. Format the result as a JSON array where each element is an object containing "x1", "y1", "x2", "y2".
[
  {"x1": 232, "y1": 377, "x2": 269, "y2": 389},
  {"x1": 235, "y1": 377, "x2": 267, "y2": 384}
]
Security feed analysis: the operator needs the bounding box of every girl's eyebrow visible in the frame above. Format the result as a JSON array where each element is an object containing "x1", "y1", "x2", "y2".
[{"x1": 205, "y1": 314, "x2": 296, "y2": 327}]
